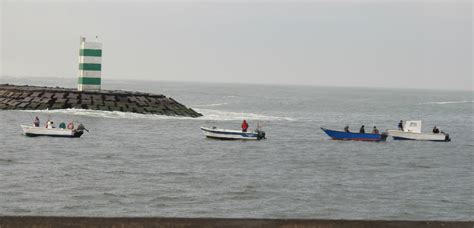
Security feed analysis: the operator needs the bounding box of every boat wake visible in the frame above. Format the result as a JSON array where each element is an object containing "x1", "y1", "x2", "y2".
[
  {"x1": 417, "y1": 100, "x2": 473, "y2": 105},
  {"x1": 19, "y1": 108, "x2": 296, "y2": 121}
]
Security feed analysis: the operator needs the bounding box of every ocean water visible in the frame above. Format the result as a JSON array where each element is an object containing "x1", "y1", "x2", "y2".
[{"x1": 0, "y1": 77, "x2": 472, "y2": 220}]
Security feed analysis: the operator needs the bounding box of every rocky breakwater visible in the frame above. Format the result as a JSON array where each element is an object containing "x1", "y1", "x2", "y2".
[{"x1": 0, "y1": 84, "x2": 202, "y2": 117}]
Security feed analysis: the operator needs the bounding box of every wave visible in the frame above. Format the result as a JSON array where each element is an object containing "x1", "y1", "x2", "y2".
[
  {"x1": 0, "y1": 158, "x2": 14, "y2": 163},
  {"x1": 19, "y1": 109, "x2": 178, "y2": 120},
  {"x1": 417, "y1": 100, "x2": 473, "y2": 105},
  {"x1": 194, "y1": 108, "x2": 296, "y2": 121},
  {"x1": 192, "y1": 103, "x2": 228, "y2": 107},
  {"x1": 19, "y1": 108, "x2": 296, "y2": 121}
]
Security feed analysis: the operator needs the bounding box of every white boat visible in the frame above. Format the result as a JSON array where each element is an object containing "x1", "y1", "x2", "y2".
[
  {"x1": 200, "y1": 126, "x2": 266, "y2": 140},
  {"x1": 387, "y1": 120, "x2": 450, "y2": 142},
  {"x1": 21, "y1": 124, "x2": 86, "y2": 138}
]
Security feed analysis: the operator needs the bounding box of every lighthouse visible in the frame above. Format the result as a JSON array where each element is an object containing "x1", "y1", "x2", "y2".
[{"x1": 78, "y1": 37, "x2": 102, "y2": 91}]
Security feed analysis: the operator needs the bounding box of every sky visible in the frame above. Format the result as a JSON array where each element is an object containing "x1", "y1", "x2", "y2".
[{"x1": 0, "y1": 0, "x2": 472, "y2": 90}]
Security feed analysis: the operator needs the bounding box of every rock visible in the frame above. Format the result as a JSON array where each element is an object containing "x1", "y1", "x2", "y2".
[
  {"x1": 0, "y1": 84, "x2": 202, "y2": 117},
  {"x1": 17, "y1": 103, "x2": 30, "y2": 109},
  {"x1": 67, "y1": 93, "x2": 79, "y2": 99}
]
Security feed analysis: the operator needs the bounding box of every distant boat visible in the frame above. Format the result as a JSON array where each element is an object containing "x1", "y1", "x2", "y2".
[
  {"x1": 200, "y1": 126, "x2": 266, "y2": 140},
  {"x1": 387, "y1": 120, "x2": 450, "y2": 142},
  {"x1": 21, "y1": 124, "x2": 87, "y2": 138},
  {"x1": 321, "y1": 127, "x2": 387, "y2": 142}
]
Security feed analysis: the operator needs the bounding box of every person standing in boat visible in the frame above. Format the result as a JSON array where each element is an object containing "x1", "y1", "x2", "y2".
[
  {"x1": 359, "y1": 125, "x2": 365, "y2": 133},
  {"x1": 344, "y1": 125, "x2": 350, "y2": 132},
  {"x1": 33, "y1": 116, "x2": 40, "y2": 127},
  {"x1": 398, "y1": 120, "x2": 404, "y2": 131},
  {"x1": 372, "y1": 126, "x2": 379, "y2": 134},
  {"x1": 241, "y1": 120, "x2": 249, "y2": 132}
]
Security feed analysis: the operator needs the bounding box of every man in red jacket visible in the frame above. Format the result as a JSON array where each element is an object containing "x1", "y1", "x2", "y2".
[{"x1": 241, "y1": 120, "x2": 249, "y2": 132}]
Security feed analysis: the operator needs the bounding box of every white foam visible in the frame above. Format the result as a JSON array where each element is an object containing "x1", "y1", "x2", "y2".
[
  {"x1": 192, "y1": 103, "x2": 228, "y2": 107},
  {"x1": 194, "y1": 108, "x2": 296, "y2": 121},
  {"x1": 417, "y1": 100, "x2": 473, "y2": 105},
  {"x1": 19, "y1": 109, "x2": 194, "y2": 120},
  {"x1": 19, "y1": 108, "x2": 296, "y2": 122}
]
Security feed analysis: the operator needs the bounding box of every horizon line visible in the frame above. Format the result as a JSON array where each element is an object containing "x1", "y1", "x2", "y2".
[{"x1": 0, "y1": 74, "x2": 472, "y2": 92}]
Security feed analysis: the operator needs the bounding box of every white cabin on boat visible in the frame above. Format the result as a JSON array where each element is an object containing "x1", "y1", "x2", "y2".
[{"x1": 403, "y1": 120, "x2": 422, "y2": 133}]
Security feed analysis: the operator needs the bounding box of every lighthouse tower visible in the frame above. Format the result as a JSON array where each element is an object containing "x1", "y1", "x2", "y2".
[{"x1": 78, "y1": 37, "x2": 102, "y2": 91}]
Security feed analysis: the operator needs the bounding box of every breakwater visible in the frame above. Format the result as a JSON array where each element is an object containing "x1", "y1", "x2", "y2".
[
  {"x1": 0, "y1": 217, "x2": 471, "y2": 228},
  {"x1": 0, "y1": 84, "x2": 202, "y2": 117}
]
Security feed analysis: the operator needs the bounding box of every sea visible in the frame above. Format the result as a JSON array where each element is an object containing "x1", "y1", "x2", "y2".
[{"x1": 0, "y1": 76, "x2": 472, "y2": 220}]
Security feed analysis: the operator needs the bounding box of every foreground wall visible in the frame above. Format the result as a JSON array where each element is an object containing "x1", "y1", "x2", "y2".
[
  {"x1": 0, "y1": 84, "x2": 202, "y2": 117},
  {"x1": 0, "y1": 217, "x2": 472, "y2": 228}
]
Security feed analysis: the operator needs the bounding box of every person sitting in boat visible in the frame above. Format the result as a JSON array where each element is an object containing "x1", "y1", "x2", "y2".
[
  {"x1": 59, "y1": 122, "x2": 66, "y2": 129},
  {"x1": 433, "y1": 126, "x2": 440, "y2": 134},
  {"x1": 241, "y1": 120, "x2": 249, "y2": 132},
  {"x1": 398, "y1": 120, "x2": 404, "y2": 131},
  {"x1": 344, "y1": 125, "x2": 350, "y2": 132},
  {"x1": 33, "y1": 116, "x2": 40, "y2": 127},
  {"x1": 67, "y1": 121, "x2": 75, "y2": 130},
  {"x1": 372, "y1": 126, "x2": 379, "y2": 134},
  {"x1": 359, "y1": 125, "x2": 365, "y2": 133},
  {"x1": 46, "y1": 120, "x2": 55, "y2": 129}
]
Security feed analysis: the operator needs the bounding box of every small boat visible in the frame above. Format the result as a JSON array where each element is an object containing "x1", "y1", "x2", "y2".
[
  {"x1": 21, "y1": 124, "x2": 87, "y2": 138},
  {"x1": 200, "y1": 126, "x2": 266, "y2": 140},
  {"x1": 387, "y1": 120, "x2": 450, "y2": 142},
  {"x1": 321, "y1": 127, "x2": 388, "y2": 142}
]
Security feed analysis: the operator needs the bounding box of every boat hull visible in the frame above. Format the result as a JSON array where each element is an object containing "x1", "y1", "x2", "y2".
[
  {"x1": 200, "y1": 127, "x2": 265, "y2": 140},
  {"x1": 321, "y1": 128, "x2": 387, "y2": 142},
  {"x1": 387, "y1": 130, "x2": 450, "y2": 142},
  {"x1": 21, "y1": 125, "x2": 84, "y2": 138}
]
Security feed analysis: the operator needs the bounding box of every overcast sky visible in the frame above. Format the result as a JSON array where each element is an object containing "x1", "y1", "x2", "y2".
[{"x1": 1, "y1": 0, "x2": 472, "y2": 90}]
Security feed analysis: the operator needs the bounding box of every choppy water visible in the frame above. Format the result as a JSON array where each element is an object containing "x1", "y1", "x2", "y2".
[{"x1": 0, "y1": 77, "x2": 472, "y2": 220}]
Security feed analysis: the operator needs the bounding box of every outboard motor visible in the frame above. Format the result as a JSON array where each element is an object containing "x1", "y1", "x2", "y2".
[
  {"x1": 444, "y1": 134, "x2": 451, "y2": 142},
  {"x1": 256, "y1": 130, "x2": 266, "y2": 140},
  {"x1": 76, "y1": 123, "x2": 85, "y2": 132},
  {"x1": 380, "y1": 132, "x2": 389, "y2": 141},
  {"x1": 72, "y1": 123, "x2": 87, "y2": 137},
  {"x1": 76, "y1": 123, "x2": 89, "y2": 132}
]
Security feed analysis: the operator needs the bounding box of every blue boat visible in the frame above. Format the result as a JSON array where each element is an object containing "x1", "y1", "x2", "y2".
[{"x1": 321, "y1": 128, "x2": 387, "y2": 142}]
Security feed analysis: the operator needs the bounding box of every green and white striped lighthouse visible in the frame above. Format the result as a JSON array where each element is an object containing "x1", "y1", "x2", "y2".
[{"x1": 78, "y1": 37, "x2": 102, "y2": 91}]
